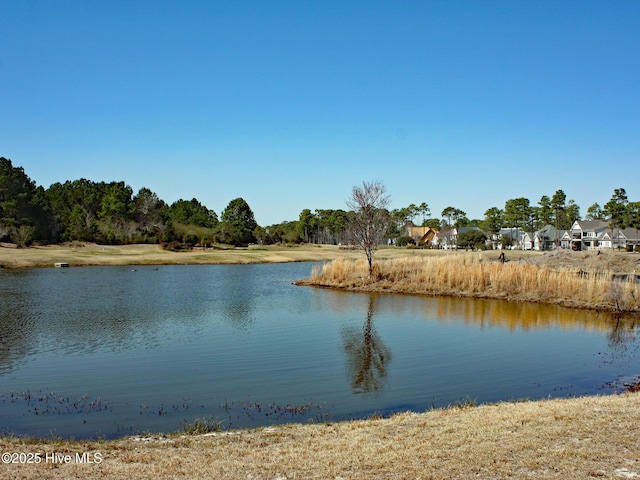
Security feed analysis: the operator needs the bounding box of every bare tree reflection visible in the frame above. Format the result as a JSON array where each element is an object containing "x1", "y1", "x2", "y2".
[
  {"x1": 342, "y1": 295, "x2": 392, "y2": 394},
  {"x1": 607, "y1": 314, "x2": 639, "y2": 349}
]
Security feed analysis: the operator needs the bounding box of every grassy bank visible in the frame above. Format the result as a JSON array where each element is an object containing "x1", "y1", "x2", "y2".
[
  {"x1": 0, "y1": 243, "x2": 353, "y2": 269},
  {"x1": 296, "y1": 252, "x2": 640, "y2": 313},
  {"x1": 0, "y1": 243, "x2": 321, "y2": 269},
  {"x1": 1, "y1": 393, "x2": 639, "y2": 479},
  {"x1": 0, "y1": 243, "x2": 459, "y2": 269},
  {"x1": 0, "y1": 241, "x2": 602, "y2": 270}
]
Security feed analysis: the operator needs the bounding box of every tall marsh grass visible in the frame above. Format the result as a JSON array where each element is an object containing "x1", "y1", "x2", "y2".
[{"x1": 302, "y1": 254, "x2": 640, "y2": 312}]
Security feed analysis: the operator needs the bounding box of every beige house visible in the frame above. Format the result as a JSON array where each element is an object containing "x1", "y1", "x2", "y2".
[{"x1": 404, "y1": 222, "x2": 438, "y2": 246}]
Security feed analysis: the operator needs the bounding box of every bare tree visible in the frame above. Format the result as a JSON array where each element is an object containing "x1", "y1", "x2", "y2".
[{"x1": 346, "y1": 180, "x2": 391, "y2": 276}]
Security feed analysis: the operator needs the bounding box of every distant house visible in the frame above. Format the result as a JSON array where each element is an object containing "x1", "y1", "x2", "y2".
[
  {"x1": 431, "y1": 230, "x2": 446, "y2": 249},
  {"x1": 499, "y1": 227, "x2": 533, "y2": 250},
  {"x1": 419, "y1": 228, "x2": 437, "y2": 246},
  {"x1": 533, "y1": 225, "x2": 567, "y2": 251},
  {"x1": 565, "y1": 220, "x2": 610, "y2": 250},
  {"x1": 423, "y1": 226, "x2": 487, "y2": 250},
  {"x1": 618, "y1": 228, "x2": 640, "y2": 250},
  {"x1": 404, "y1": 222, "x2": 438, "y2": 246},
  {"x1": 565, "y1": 220, "x2": 640, "y2": 250}
]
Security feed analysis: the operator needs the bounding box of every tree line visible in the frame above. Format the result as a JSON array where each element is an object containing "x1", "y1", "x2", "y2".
[
  {"x1": 2, "y1": 157, "x2": 638, "y2": 248},
  {"x1": 389, "y1": 189, "x2": 639, "y2": 240},
  {"x1": 0, "y1": 157, "x2": 257, "y2": 247}
]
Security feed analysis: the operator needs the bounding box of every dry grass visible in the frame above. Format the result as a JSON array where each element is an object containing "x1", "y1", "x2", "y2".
[
  {"x1": 527, "y1": 248, "x2": 640, "y2": 274},
  {"x1": 297, "y1": 252, "x2": 640, "y2": 313},
  {"x1": 1, "y1": 393, "x2": 639, "y2": 479},
  {"x1": 0, "y1": 243, "x2": 457, "y2": 269},
  {"x1": 0, "y1": 243, "x2": 348, "y2": 269}
]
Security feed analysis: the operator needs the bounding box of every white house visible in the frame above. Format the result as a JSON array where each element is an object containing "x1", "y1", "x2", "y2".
[
  {"x1": 533, "y1": 225, "x2": 567, "y2": 251},
  {"x1": 563, "y1": 220, "x2": 639, "y2": 250},
  {"x1": 566, "y1": 220, "x2": 611, "y2": 250},
  {"x1": 499, "y1": 227, "x2": 532, "y2": 250}
]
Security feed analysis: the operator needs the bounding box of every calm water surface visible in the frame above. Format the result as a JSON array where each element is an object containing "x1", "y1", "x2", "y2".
[{"x1": 0, "y1": 263, "x2": 638, "y2": 439}]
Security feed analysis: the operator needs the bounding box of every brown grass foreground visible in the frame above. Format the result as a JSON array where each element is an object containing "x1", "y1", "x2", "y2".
[
  {"x1": 297, "y1": 253, "x2": 640, "y2": 313},
  {"x1": 1, "y1": 393, "x2": 639, "y2": 479}
]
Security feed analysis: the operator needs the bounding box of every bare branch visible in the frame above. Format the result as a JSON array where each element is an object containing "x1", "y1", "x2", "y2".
[{"x1": 346, "y1": 181, "x2": 391, "y2": 276}]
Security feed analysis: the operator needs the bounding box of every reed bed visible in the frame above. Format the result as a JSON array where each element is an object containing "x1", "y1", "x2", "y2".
[{"x1": 299, "y1": 254, "x2": 640, "y2": 313}]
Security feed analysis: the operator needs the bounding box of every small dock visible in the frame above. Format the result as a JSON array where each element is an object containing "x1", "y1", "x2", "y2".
[{"x1": 54, "y1": 262, "x2": 70, "y2": 268}]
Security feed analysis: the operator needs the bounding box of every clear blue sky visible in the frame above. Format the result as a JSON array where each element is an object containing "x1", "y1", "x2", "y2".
[{"x1": 2, "y1": 1, "x2": 639, "y2": 225}]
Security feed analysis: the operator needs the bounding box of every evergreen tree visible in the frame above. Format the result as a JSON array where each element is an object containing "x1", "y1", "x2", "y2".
[
  {"x1": 604, "y1": 188, "x2": 629, "y2": 229},
  {"x1": 220, "y1": 197, "x2": 258, "y2": 246},
  {"x1": 538, "y1": 195, "x2": 553, "y2": 225},
  {"x1": 168, "y1": 198, "x2": 218, "y2": 228},
  {"x1": 586, "y1": 203, "x2": 605, "y2": 221},
  {"x1": 0, "y1": 157, "x2": 43, "y2": 243},
  {"x1": 604, "y1": 188, "x2": 629, "y2": 249}
]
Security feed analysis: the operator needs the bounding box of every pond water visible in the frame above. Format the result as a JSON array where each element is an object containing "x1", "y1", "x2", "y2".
[{"x1": 0, "y1": 263, "x2": 638, "y2": 439}]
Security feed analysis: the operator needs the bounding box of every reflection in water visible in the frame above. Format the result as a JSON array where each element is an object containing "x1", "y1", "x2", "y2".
[
  {"x1": 0, "y1": 272, "x2": 38, "y2": 375},
  {"x1": 0, "y1": 263, "x2": 298, "y2": 375},
  {"x1": 320, "y1": 288, "x2": 639, "y2": 334},
  {"x1": 217, "y1": 265, "x2": 257, "y2": 328},
  {"x1": 342, "y1": 295, "x2": 391, "y2": 395},
  {"x1": 0, "y1": 265, "x2": 261, "y2": 374},
  {"x1": 607, "y1": 316, "x2": 639, "y2": 350},
  {"x1": 431, "y1": 296, "x2": 628, "y2": 333}
]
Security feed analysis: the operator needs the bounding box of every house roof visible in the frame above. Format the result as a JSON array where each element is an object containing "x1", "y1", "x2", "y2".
[
  {"x1": 619, "y1": 228, "x2": 640, "y2": 241},
  {"x1": 419, "y1": 229, "x2": 436, "y2": 244},
  {"x1": 404, "y1": 222, "x2": 433, "y2": 238},
  {"x1": 534, "y1": 224, "x2": 567, "y2": 240},
  {"x1": 499, "y1": 228, "x2": 529, "y2": 239},
  {"x1": 573, "y1": 220, "x2": 609, "y2": 232}
]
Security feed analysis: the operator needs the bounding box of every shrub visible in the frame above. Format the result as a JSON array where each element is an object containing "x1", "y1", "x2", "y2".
[
  {"x1": 182, "y1": 417, "x2": 223, "y2": 434},
  {"x1": 10, "y1": 225, "x2": 36, "y2": 248},
  {"x1": 457, "y1": 230, "x2": 487, "y2": 250},
  {"x1": 396, "y1": 236, "x2": 416, "y2": 247},
  {"x1": 161, "y1": 240, "x2": 192, "y2": 252}
]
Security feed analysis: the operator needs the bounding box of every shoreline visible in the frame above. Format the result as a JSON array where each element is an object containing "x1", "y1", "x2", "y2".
[
  {"x1": 295, "y1": 277, "x2": 640, "y2": 315},
  {"x1": 4, "y1": 242, "x2": 639, "y2": 314},
  {"x1": 296, "y1": 253, "x2": 640, "y2": 315},
  {"x1": 2, "y1": 241, "x2": 638, "y2": 270},
  {"x1": 2, "y1": 393, "x2": 639, "y2": 479}
]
